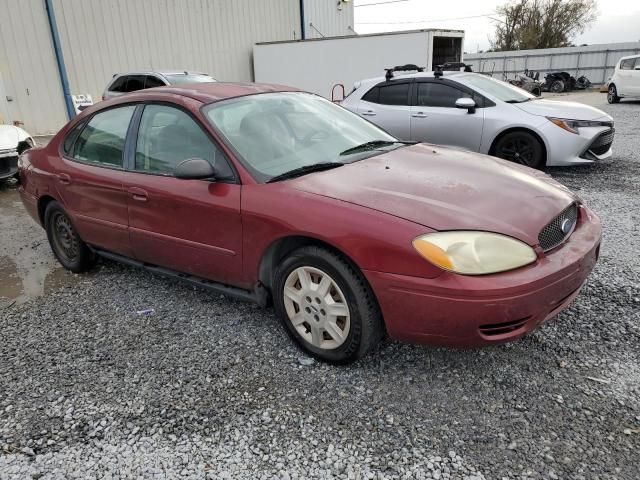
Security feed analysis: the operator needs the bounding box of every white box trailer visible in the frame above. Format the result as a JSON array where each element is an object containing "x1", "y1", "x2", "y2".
[{"x1": 253, "y1": 29, "x2": 465, "y2": 101}]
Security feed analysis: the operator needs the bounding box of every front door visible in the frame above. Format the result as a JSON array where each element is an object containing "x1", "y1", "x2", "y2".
[
  {"x1": 123, "y1": 103, "x2": 243, "y2": 286},
  {"x1": 57, "y1": 105, "x2": 135, "y2": 257},
  {"x1": 410, "y1": 80, "x2": 484, "y2": 152}
]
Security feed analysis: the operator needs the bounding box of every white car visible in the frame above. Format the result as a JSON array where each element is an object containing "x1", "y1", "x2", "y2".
[
  {"x1": 0, "y1": 125, "x2": 34, "y2": 182},
  {"x1": 341, "y1": 71, "x2": 614, "y2": 168},
  {"x1": 607, "y1": 54, "x2": 640, "y2": 104}
]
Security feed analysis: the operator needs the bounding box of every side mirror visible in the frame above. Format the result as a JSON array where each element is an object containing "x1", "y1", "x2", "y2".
[
  {"x1": 455, "y1": 97, "x2": 476, "y2": 114},
  {"x1": 174, "y1": 158, "x2": 216, "y2": 180}
]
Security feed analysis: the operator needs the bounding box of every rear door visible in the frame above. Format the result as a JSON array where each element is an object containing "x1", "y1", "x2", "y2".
[
  {"x1": 123, "y1": 103, "x2": 243, "y2": 285},
  {"x1": 617, "y1": 58, "x2": 635, "y2": 96},
  {"x1": 632, "y1": 57, "x2": 640, "y2": 96},
  {"x1": 57, "y1": 105, "x2": 136, "y2": 256},
  {"x1": 410, "y1": 79, "x2": 484, "y2": 151},
  {"x1": 355, "y1": 80, "x2": 412, "y2": 140}
]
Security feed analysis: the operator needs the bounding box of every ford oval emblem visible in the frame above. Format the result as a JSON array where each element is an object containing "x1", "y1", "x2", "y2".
[{"x1": 561, "y1": 218, "x2": 573, "y2": 235}]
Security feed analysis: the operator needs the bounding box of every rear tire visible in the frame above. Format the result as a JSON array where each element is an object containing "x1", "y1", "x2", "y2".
[
  {"x1": 273, "y1": 246, "x2": 384, "y2": 364},
  {"x1": 607, "y1": 85, "x2": 620, "y2": 104},
  {"x1": 493, "y1": 131, "x2": 545, "y2": 170},
  {"x1": 45, "y1": 201, "x2": 95, "y2": 273}
]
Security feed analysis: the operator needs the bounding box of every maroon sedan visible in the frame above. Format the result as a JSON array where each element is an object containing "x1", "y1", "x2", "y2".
[{"x1": 18, "y1": 83, "x2": 601, "y2": 363}]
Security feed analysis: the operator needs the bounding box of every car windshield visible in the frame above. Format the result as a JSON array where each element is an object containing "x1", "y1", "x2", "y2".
[
  {"x1": 165, "y1": 74, "x2": 217, "y2": 84},
  {"x1": 203, "y1": 92, "x2": 400, "y2": 182},
  {"x1": 458, "y1": 74, "x2": 535, "y2": 103}
]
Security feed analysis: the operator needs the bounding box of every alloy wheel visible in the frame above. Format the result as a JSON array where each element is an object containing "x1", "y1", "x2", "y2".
[
  {"x1": 282, "y1": 266, "x2": 351, "y2": 350},
  {"x1": 496, "y1": 137, "x2": 536, "y2": 166}
]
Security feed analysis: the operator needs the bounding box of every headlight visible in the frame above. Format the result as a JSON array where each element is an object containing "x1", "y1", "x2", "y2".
[
  {"x1": 547, "y1": 117, "x2": 612, "y2": 134},
  {"x1": 412, "y1": 231, "x2": 537, "y2": 275}
]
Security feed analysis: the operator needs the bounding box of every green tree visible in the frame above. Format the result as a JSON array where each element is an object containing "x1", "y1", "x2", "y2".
[{"x1": 491, "y1": 0, "x2": 598, "y2": 51}]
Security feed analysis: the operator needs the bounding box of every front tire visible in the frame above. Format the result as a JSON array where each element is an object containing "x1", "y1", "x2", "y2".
[
  {"x1": 45, "y1": 201, "x2": 95, "y2": 273},
  {"x1": 607, "y1": 85, "x2": 620, "y2": 104},
  {"x1": 273, "y1": 246, "x2": 384, "y2": 364},
  {"x1": 493, "y1": 131, "x2": 545, "y2": 169}
]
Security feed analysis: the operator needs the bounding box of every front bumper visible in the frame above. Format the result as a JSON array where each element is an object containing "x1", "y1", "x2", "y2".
[
  {"x1": 540, "y1": 121, "x2": 614, "y2": 166},
  {"x1": 364, "y1": 205, "x2": 601, "y2": 347}
]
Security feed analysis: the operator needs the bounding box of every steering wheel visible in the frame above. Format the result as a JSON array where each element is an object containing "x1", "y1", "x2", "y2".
[{"x1": 301, "y1": 130, "x2": 329, "y2": 146}]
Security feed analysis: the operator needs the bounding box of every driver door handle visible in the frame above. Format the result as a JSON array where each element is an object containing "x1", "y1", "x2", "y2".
[
  {"x1": 411, "y1": 112, "x2": 428, "y2": 118},
  {"x1": 361, "y1": 110, "x2": 377, "y2": 116},
  {"x1": 127, "y1": 187, "x2": 148, "y2": 202}
]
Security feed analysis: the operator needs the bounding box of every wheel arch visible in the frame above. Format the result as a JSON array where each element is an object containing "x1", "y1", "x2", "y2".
[
  {"x1": 37, "y1": 194, "x2": 58, "y2": 226},
  {"x1": 258, "y1": 235, "x2": 366, "y2": 291},
  {"x1": 488, "y1": 126, "x2": 548, "y2": 167}
]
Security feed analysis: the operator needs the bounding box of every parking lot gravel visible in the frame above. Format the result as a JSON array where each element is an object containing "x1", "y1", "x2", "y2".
[{"x1": 1, "y1": 93, "x2": 639, "y2": 479}]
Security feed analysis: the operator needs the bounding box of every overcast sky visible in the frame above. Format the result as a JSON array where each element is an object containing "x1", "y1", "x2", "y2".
[{"x1": 354, "y1": 0, "x2": 640, "y2": 53}]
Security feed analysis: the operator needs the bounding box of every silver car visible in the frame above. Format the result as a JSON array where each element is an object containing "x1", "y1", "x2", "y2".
[
  {"x1": 102, "y1": 71, "x2": 216, "y2": 100},
  {"x1": 341, "y1": 71, "x2": 614, "y2": 169}
]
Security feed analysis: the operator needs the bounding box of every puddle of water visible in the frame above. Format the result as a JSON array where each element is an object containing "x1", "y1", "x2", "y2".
[
  {"x1": 0, "y1": 187, "x2": 82, "y2": 305},
  {"x1": 0, "y1": 258, "x2": 23, "y2": 300},
  {"x1": 0, "y1": 255, "x2": 81, "y2": 305}
]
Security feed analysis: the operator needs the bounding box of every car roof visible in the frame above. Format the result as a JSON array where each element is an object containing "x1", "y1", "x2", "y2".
[
  {"x1": 357, "y1": 70, "x2": 467, "y2": 86},
  {"x1": 620, "y1": 54, "x2": 640, "y2": 60},
  {"x1": 108, "y1": 82, "x2": 300, "y2": 104},
  {"x1": 114, "y1": 70, "x2": 209, "y2": 77}
]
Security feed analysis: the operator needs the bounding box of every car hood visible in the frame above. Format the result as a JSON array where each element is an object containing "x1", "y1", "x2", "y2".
[
  {"x1": 515, "y1": 99, "x2": 611, "y2": 121},
  {"x1": 0, "y1": 125, "x2": 20, "y2": 150},
  {"x1": 289, "y1": 144, "x2": 577, "y2": 246}
]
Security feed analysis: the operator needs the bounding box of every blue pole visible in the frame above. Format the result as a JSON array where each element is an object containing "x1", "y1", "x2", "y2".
[
  {"x1": 44, "y1": 0, "x2": 75, "y2": 119},
  {"x1": 299, "y1": 0, "x2": 306, "y2": 40}
]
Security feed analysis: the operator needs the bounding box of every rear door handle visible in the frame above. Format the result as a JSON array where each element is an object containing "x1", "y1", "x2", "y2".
[
  {"x1": 127, "y1": 187, "x2": 148, "y2": 202},
  {"x1": 361, "y1": 110, "x2": 376, "y2": 116},
  {"x1": 57, "y1": 173, "x2": 71, "y2": 184},
  {"x1": 411, "y1": 112, "x2": 428, "y2": 118}
]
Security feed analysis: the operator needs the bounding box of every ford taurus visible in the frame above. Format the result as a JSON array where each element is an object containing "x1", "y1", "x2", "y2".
[{"x1": 18, "y1": 83, "x2": 601, "y2": 363}]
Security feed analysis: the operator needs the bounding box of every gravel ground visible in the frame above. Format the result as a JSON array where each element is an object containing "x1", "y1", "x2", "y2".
[{"x1": 1, "y1": 94, "x2": 639, "y2": 479}]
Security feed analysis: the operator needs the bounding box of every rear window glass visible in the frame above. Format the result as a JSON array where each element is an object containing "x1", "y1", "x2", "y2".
[
  {"x1": 144, "y1": 76, "x2": 165, "y2": 88},
  {"x1": 63, "y1": 120, "x2": 87, "y2": 155},
  {"x1": 362, "y1": 83, "x2": 410, "y2": 106},
  {"x1": 125, "y1": 76, "x2": 145, "y2": 92},
  {"x1": 108, "y1": 76, "x2": 127, "y2": 92},
  {"x1": 362, "y1": 86, "x2": 379, "y2": 103},
  {"x1": 620, "y1": 59, "x2": 635, "y2": 70},
  {"x1": 72, "y1": 106, "x2": 135, "y2": 168},
  {"x1": 378, "y1": 83, "x2": 410, "y2": 106}
]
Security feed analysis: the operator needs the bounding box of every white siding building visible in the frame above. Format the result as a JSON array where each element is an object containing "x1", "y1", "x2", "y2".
[{"x1": 0, "y1": 0, "x2": 354, "y2": 134}]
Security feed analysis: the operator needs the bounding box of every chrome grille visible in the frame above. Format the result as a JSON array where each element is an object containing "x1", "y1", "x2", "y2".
[{"x1": 538, "y1": 203, "x2": 578, "y2": 251}]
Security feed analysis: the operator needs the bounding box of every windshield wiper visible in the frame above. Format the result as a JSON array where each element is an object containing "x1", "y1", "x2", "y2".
[
  {"x1": 339, "y1": 140, "x2": 416, "y2": 156},
  {"x1": 505, "y1": 98, "x2": 532, "y2": 104},
  {"x1": 266, "y1": 162, "x2": 344, "y2": 183}
]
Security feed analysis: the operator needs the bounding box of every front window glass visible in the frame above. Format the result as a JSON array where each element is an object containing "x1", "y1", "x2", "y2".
[
  {"x1": 458, "y1": 74, "x2": 534, "y2": 103},
  {"x1": 135, "y1": 104, "x2": 233, "y2": 179},
  {"x1": 417, "y1": 83, "x2": 471, "y2": 107},
  {"x1": 164, "y1": 74, "x2": 217, "y2": 85},
  {"x1": 203, "y1": 92, "x2": 398, "y2": 182},
  {"x1": 72, "y1": 106, "x2": 135, "y2": 168}
]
